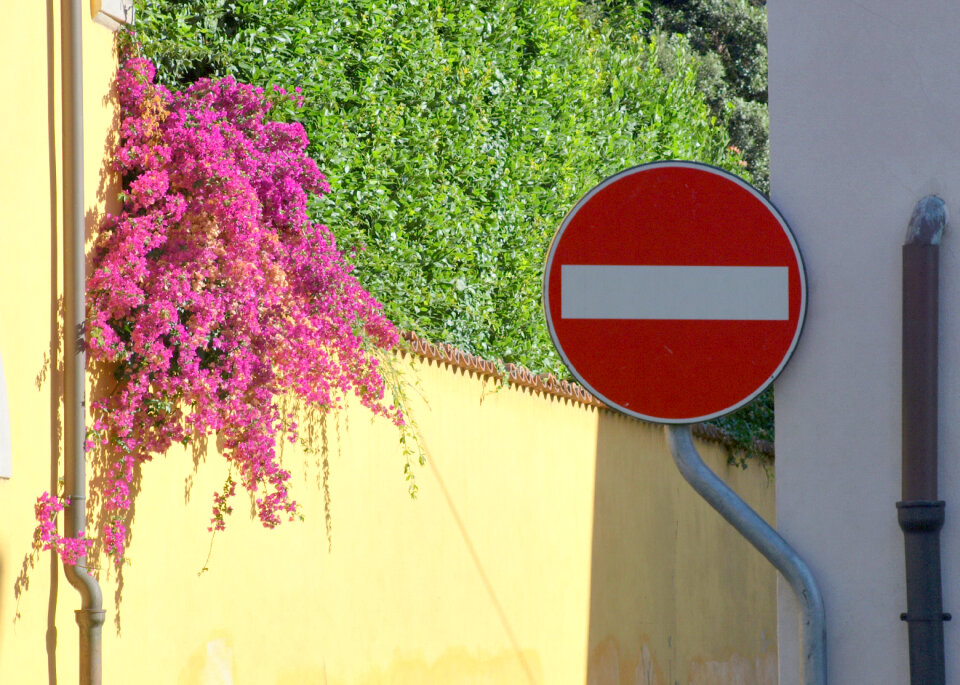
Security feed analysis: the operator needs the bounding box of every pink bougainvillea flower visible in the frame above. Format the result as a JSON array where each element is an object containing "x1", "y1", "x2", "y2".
[{"x1": 36, "y1": 56, "x2": 401, "y2": 567}]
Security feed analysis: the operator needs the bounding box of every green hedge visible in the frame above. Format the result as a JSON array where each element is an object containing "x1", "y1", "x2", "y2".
[
  {"x1": 130, "y1": 0, "x2": 771, "y2": 450},
  {"x1": 131, "y1": 0, "x2": 745, "y2": 373}
]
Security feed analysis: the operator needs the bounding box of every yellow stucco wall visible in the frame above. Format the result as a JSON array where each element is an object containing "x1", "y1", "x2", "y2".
[
  {"x1": 74, "y1": 355, "x2": 775, "y2": 685},
  {"x1": 0, "y1": 6, "x2": 777, "y2": 684},
  {"x1": 0, "y1": 2, "x2": 118, "y2": 684},
  {"x1": 2, "y1": 348, "x2": 777, "y2": 685}
]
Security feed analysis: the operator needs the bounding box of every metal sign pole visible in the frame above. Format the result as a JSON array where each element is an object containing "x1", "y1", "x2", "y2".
[
  {"x1": 665, "y1": 425, "x2": 826, "y2": 685},
  {"x1": 543, "y1": 163, "x2": 817, "y2": 682}
]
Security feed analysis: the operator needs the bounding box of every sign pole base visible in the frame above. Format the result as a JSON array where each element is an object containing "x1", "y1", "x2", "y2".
[{"x1": 665, "y1": 425, "x2": 827, "y2": 685}]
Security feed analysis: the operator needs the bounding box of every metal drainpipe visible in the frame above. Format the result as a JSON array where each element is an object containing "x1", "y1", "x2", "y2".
[
  {"x1": 62, "y1": 0, "x2": 105, "y2": 682},
  {"x1": 899, "y1": 195, "x2": 950, "y2": 684}
]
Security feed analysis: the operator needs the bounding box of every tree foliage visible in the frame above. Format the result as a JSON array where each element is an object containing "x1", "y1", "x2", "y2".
[
  {"x1": 645, "y1": 0, "x2": 769, "y2": 190},
  {"x1": 129, "y1": 0, "x2": 746, "y2": 378},
  {"x1": 587, "y1": 0, "x2": 769, "y2": 189},
  {"x1": 583, "y1": 0, "x2": 774, "y2": 448},
  {"x1": 642, "y1": 0, "x2": 773, "y2": 446}
]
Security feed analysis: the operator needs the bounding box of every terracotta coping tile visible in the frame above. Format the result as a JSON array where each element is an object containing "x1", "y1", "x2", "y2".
[{"x1": 399, "y1": 331, "x2": 774, "y2": 460}]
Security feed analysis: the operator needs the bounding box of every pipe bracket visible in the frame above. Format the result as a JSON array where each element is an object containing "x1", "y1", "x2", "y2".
[
  {"x1": 900, "y1": 612, "x2": 952, "y2": 622},
  {"x1": 897, "y1": 500, "x2": 945, "y2": 532}
]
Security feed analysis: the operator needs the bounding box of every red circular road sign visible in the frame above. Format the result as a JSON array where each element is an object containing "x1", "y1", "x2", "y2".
[{"x1": 543, "y1": 161, "x2": 806, "y2": 424}]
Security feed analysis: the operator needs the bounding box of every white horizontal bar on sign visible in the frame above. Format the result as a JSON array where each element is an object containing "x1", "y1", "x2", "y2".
[{"x1": 561, "y1": 265, "x2": 789, "y2": 320}]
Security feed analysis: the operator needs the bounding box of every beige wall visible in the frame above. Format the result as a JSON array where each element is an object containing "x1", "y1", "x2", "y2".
[
  {"x1": 0, "y1": 5, "x2": 776, "y2": 684},
  {"x1": 770, "y1": 1, "x2": 960, "y2": 682}
]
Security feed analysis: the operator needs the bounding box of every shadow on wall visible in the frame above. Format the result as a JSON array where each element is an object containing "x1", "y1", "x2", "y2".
[
  {"x1": 8, "y1": 2, "x2": 68, "y2": 678},
  {"x1": 284, "y1": 402, "x2": 337, "y2": 553},
  {"x1": 10, "y1": 0, "x2": 102, "y2": 643},
  {"x1": 8, "y1": 3, "x2": 74, "y2": 682},
  {"x1": 418, "y1": 431, "x2": 542, "y2": 685},
  {"x1": 585, "y1": 412, "x2": 777, "y2": 685},
  {"x1": 43, "y1": 0, "x2": 61, "y2": 679},
  {"x1": 83, "y1": 49, "x2": 130, "y2": 632}
]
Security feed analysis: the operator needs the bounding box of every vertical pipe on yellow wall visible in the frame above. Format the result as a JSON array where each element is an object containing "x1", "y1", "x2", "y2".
[{"x1": 61, "y1": 0, "x2": 105, "y2": 682}]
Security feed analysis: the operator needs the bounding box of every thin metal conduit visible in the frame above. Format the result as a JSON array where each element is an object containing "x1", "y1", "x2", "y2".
[
  {"x1": 666, "y1": 425, "x2": 826, "y2": 685},
  {"x1": 62, "y1": 0, "x2": 105, "y2": 681}
]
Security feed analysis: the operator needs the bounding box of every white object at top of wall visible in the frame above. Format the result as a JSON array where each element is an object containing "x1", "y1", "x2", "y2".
[
  {"x1": 92, "y1": 0, "x2": 134, "y2": 31},
  {"x1": 0, "y1": 352, "x2": 11, "y2": 478}
]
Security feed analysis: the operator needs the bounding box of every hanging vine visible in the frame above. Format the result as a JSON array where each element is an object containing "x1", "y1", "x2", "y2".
[{"x1": 36, "y1": 56, "x2": 403, "y2": 565}]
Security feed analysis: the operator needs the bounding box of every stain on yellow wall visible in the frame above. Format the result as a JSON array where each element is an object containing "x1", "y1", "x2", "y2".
[
  {"x1": 688, "y1": 652, "x2": 777, "y2": 685},
  {"x1": 352, "y1": 646, "x2": 543, "y2": 685},
  {"x1": 589, "y1": 636, "x2": 666, "y2": 685},
  {"x1": 179, "y1": 634, "x2": 236, "y2": 685}
]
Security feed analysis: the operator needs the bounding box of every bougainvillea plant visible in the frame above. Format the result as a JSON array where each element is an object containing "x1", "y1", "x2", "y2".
[{"x1": 36, "y1": 57, "x2": 402, "y2": 566}]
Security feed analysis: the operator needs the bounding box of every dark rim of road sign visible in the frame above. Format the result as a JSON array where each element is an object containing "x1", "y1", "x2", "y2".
[{"x1": 542, "y1": 160, "x2": 808, "y2": 425}]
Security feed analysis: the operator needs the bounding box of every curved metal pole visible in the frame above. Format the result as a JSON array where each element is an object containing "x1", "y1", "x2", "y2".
[{"x1": 666, "y1": 425, "x2": 826, "y2": 685}]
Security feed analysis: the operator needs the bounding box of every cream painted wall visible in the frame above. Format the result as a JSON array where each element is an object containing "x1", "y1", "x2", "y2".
[{"x1": 770, "y1": 1, "x2": 960, "y2": 682}]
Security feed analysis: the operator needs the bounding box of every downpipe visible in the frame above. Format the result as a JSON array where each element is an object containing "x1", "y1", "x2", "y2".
[
  {"x1": 62, "y1": 0, "x2": 105, "y2": 682},
  {"x1": 666, "y1": 425, "x2": 826, "y2": 685},
  {"x1": 899, "y1": 196, "x2": 950, "y2": 684}
]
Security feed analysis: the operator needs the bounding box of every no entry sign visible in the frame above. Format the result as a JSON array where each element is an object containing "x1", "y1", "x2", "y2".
[{"x1": 543, "y1": 161, "x2": 806, "y2": 424}]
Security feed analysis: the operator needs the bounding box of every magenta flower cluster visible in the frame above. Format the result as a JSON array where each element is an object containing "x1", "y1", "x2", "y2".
[
  {"x1": 36, "y1": 58, "x2": 401, "y2": 565},
  {"x1": 34, "y1": 492, "x2": 94, "y2": 565}
]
